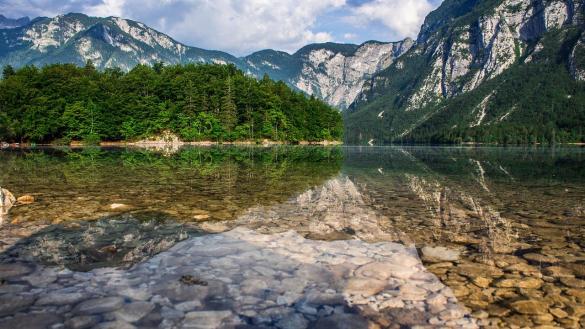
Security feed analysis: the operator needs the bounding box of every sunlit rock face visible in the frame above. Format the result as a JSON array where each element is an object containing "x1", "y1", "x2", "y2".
[
  {"x1": 0, "y1": 228, "x2": 476, "y2": 328},
  {"x1": 400, "y1": 0, "x2": 584, "y2": 111},
  {"x1": 244, "y1": 40, "x2": 414, "y2": 109},
  {"x1": 292, "y1": 40, "x2": 414, "y2": 109}
]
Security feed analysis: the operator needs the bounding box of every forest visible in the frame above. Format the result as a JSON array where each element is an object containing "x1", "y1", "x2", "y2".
[{"x1": 0, "y1": 62, "x2": 343, "y2": 144}]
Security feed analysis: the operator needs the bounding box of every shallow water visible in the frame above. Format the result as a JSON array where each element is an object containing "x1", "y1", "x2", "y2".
[{"x1": 0, "y1": 146, "x2": 584, "y2": 328}]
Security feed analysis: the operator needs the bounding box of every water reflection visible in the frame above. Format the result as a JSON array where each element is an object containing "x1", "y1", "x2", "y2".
[
  {"x1": 0, "y1": 146, "x2": 584, "y2": 328},
  {"x1": 0, "y1": 146, "x2": 342, "y2": 250},
  {"x1": 0, "y1": 170, "x2": 476, "y2": 329},
  {"x1": 344, "y1": 146, "x2": 585, "y2": 328}
]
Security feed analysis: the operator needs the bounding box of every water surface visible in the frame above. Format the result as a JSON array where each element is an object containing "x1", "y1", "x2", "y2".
[{"x1": 0, "y1": 146, "x2": 584, "y2": 328}]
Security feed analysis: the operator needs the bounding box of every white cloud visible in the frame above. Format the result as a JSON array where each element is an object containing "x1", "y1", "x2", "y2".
[
  {"x1": 99, "y1": 0, "x2": 345, "y2": 55},
  {"x1": 85, "y1": 0, "x2": 125, "y2": 17},
  {"x1": 349, "y1": 0, "x2": 435, "y2": 38},
  {"x1": 0, "y1": 0, "x2": 442, "y2": 55},
  {"x1": 343, "y1": 33, "x2": 357, "y2": 40}
]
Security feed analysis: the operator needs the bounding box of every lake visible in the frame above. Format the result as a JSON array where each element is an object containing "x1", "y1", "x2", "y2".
[{"x1": 0, "y1": 146, "x2": 584, "y2": 328}]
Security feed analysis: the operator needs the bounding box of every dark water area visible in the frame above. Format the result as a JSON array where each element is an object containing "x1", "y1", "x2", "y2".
[{"x1": 0, "y1": 145, "x2": 583, "y2": 328}]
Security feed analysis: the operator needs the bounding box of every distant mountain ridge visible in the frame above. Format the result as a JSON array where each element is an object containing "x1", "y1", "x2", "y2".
[
  {"x1": 0, "y1": 15, "x2": 30, "y2": 29},
  {"x1": 244, "y1": 39, "x2": 414, "y2": 109},
  {"x1": 0, "y1": 13, "x2": 240, "y2": 72},
  {"x1": 0, "y1": 12, "x2": 411, "y2": 109}
]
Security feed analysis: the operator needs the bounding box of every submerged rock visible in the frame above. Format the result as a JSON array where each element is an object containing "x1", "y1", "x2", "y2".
[
  {"x1": 421, "y1": 246, "x2": 461, "y2": 263},
  {"x1": 510, "y1": 300, "x2": 550, "y2": 315},
  {"x1": 74, "y1": 297, "x2": 125, "y2": 315},
  {"x1": 0, "y1": 228, "x2": 477, "y2": 328},
  {"x1": 0, "y1": 212, "x2": 198, "y2": 271},
  {"x1": 0, "y1": 294, "x2": 35, "y2": 316},
  {"x1": 0, "y1": 187, "x2": 16, "y2": 217},
  {"x1": 17, "y1": 195, "x2": 35, "y2": 204}
]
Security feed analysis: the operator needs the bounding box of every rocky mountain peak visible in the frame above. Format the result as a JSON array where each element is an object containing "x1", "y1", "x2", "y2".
[
  {"x1": 245, "y1": 39, "x2": 414, "y2": 109},
  {"x1": 345, "y1": 0, "x2": 585, "y2": 144}
]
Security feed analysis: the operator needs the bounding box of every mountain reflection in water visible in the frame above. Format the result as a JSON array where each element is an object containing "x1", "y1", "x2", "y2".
[{"x1": 0, "y1": 146, "x2": 584, "y2": 328}]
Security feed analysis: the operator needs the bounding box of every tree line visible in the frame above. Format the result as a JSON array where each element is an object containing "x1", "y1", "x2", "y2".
[{"x1": 0, "y1": 62, "x2": 343, "y2": 144}]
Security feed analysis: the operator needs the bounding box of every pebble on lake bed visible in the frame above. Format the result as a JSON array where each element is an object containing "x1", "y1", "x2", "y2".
[{"x1": 16, "y1": 195, "x2": 35, "y2": 204}]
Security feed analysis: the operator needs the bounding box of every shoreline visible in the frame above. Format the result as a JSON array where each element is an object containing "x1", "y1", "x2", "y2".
[
  {"x1": 3, "y1": 141, "x2": 585, "y2": 148},
  {"x1": 0, "y1": 140, "x2": 344, "y2": 148}
]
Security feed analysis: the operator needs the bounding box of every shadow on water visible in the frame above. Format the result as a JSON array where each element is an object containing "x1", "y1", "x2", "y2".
[{"x1": 0, "y1": 212, "x2": 202, "y2": 271}]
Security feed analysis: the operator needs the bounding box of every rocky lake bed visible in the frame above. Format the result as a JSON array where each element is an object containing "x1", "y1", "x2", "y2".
[{"x1": 0, "y1": 146, "x2": 584, "y2": 328}]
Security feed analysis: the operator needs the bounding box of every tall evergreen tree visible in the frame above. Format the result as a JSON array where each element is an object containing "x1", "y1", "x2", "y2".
[
  {"x1": 2, "y1": 65, "x2": 15, "y2": 79},
  {"x1": 220, "y1": 76, "x2": 237, "y2": 136}
]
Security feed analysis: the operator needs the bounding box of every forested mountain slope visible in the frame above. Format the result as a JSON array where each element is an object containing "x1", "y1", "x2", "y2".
[{"x1": 345, "y1": 0, "x2": 585, "y2": 144}]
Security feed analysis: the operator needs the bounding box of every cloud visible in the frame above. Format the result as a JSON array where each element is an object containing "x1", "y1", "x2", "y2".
[
  {"x1": 86, "y1": 0, "x2": 346, "y2": 55},
  {"x1": 0, "y1": 0, "x2": 442, "y2": 55},
  {"x1": 343, "y1": 33, "x2": 358, "y2": 40},
  {"x1": 349, "y1": 0, "x2": 435, "y2": 38},
  {"x1": 85, "y1": 0, "x2": 125, "y2": 17}
]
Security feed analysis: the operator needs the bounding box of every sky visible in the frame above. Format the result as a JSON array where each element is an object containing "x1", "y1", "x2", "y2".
[{"x1": 0, "y1": 0, "x2": 443, "y2": 56}]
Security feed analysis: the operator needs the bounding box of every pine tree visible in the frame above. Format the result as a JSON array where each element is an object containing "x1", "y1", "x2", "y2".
[
  {"x1": 2, "y1": 65, "x2": 15, "y2": 79},
  {"x1": 183, "y1": 79, "x2": 198, "y2": 115},
  {"x1": 221, "y1": 76, "x2": 237, "y2": 136},
  {"x1": 84, "y1": 60, "x2": 96, "y2": 75}
]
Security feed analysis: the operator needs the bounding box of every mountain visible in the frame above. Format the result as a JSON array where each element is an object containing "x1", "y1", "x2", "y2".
[
  {"x1": 244, "y1": 40, "x2": 414, "y2": 109},
  {"x1": 345, "y1": 0, "x2": 585, "y2": 144},
  {"x1": 0, "y1": 15, "x2": 30, "y2": 29},
  {"x1": 0, "y1": 12, "x2": 411, "y2": 109},
  {"x1": 0, "y1": 13, "x2": 242, "y2": 72}
]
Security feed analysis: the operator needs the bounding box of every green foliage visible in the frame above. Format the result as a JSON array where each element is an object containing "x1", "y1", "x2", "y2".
[{"x1": 0, "y1": 63, "x2": 343, "y2": 143}]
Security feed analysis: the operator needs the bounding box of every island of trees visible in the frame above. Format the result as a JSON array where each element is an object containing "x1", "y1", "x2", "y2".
[{"x1": 0, "y1": 62, "x2": 343, "y2": 144}]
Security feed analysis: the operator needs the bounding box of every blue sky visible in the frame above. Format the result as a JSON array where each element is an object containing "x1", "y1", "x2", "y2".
[{"x1": 0, "y1": 0, "x2": 443, "y2": 55}]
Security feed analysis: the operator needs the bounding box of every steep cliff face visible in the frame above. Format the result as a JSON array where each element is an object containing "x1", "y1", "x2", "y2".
[
  {"x1": 346, "y1": 0, "x2": 585, "y2": 144},
  {"x1": 570, "y1": 32, "x2": 585, "y2": 80},
  {"x1": 245, "y1": 40, "x2": 413, "y2": 109},
  {"x1": 293, "y1": 40, "x2": 413, "y2": 109}
]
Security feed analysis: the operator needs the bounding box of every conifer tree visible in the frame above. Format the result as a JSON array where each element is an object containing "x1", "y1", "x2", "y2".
[
  {"x1": 221, "y1": 76, "x2": 237, "y2": 136},
  {"x1": 2, "y1": 65, "x2": 15, "y2": 79}
]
